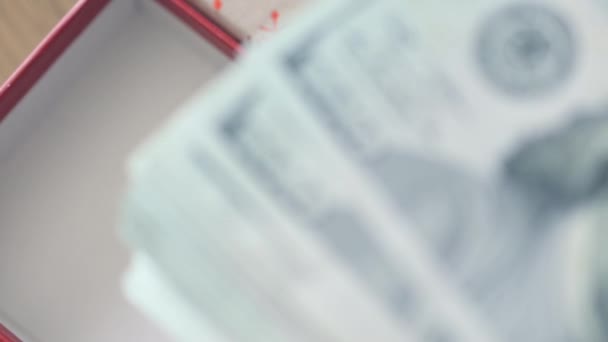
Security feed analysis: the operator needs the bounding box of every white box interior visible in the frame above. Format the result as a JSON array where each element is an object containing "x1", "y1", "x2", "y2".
[{"x1": 0, "y1": 1, "x2": 229, "y2": 341}]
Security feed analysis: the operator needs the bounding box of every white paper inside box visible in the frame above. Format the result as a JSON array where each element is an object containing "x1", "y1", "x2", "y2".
[{"x1": 0, "y1": 1, "x2": 229, "y2": 341}]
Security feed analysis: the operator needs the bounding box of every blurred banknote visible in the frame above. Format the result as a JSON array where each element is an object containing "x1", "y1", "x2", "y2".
[{"x1": 120, "y1": 0, "x2": 608, "y2": 341}]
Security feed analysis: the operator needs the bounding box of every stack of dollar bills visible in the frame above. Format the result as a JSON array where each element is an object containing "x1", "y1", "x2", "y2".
[{"x1": 120, "y1": 0, "x2": 608, "y2": 340}]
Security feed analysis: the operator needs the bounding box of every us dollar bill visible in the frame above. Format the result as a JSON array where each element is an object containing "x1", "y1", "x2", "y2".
[
  {"x1": 124, "y1": 121, "x2": 414, "y2": 342},
  {"x1": 127, "y1": 47, "x2": 503, "y2": 342},
  {"x1": 121, "y1": 0, "x2": 608, "y2": 340},
  {"x1": 123, "y1": 252, "x2": 233, "y2": 342},
  {"x1": 239, "y1": 0, "x2": 608, "y2": 339}
]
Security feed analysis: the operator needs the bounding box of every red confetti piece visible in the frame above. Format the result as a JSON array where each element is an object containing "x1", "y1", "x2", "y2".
[
  {"x1": 213, "y1": 0, "x2": 223, "y2": 10},
  {"x1": 271, "y1": 10, "x2": 280, "y2": 24},
  {"x1": 260, "y1": 10, "x2": 281, "y2": 31}
]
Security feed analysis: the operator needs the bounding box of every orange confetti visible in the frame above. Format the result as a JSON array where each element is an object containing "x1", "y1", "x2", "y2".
[{"x1": 213, "y1": 0, "x2": 223, "y2": 10}]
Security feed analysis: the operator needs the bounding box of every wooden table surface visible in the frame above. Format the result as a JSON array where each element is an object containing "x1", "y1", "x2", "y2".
[{"x1": 0, "y1": 0, "x2": 77, "y2": 82}]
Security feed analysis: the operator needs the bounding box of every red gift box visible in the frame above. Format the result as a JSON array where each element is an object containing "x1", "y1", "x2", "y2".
[
  {"x1": 0, "y1": 1, "x2": 241, "y2": 341},
  {"x1": 0, "y1": 323, "x2": 20, "y2": 342}
]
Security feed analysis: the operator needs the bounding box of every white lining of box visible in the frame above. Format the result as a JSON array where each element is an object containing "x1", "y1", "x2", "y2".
[{"x1": 0, "y1": 1, "x2": 229, "y2": 341}]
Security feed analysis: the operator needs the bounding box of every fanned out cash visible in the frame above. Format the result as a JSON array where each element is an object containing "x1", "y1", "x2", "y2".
[{"x1": 120, "y1": 0, "x2": 608, "y2": 340}]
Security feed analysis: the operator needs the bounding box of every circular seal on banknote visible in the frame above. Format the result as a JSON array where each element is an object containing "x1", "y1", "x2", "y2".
[{"x1": 477, "y1": 4, "x2": 576, "y2": 96}]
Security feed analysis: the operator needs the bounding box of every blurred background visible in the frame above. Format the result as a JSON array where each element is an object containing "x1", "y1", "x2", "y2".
[{"x1": 0, "y1": 0, "x2": 76, "y2": 81}]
